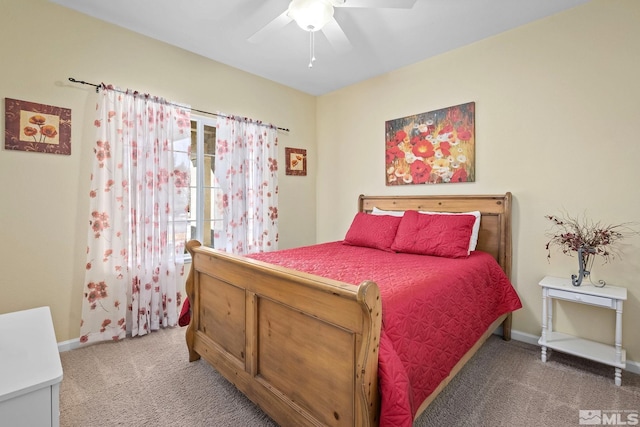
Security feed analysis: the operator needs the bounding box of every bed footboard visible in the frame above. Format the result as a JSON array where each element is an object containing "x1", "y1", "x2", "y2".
[{"x1": 185, "y1": 240, "x2": 382, "y2": 427}]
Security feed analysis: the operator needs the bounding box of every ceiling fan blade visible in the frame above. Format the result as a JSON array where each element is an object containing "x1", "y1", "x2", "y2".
[
  {"x1": 321, "y1": 18, "x2": 352, "y2": 54},
  {"x1": 335, "y1": 0, "x2": 417, "y2": 8},
  {"x1": 248, "y1": 10, "x2": 293, "y2": 43}
]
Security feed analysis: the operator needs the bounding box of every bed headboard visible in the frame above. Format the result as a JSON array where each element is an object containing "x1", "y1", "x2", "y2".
[{"x1": 358, "y1": 193, "x2": 512, "y2": 279}]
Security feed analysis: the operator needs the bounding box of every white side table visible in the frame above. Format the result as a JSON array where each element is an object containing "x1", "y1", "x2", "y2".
[
  {"x1": 538, "y1": 276, "x2": 627, "y2": 386},
  {"x1": 0, "y1": 306, "x2": 63, "y2": 426}
]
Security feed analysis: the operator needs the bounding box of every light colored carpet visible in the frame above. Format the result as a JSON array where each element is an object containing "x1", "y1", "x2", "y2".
[{"x1": 59, "y1": 327, "x2": 640, "y2": 426}]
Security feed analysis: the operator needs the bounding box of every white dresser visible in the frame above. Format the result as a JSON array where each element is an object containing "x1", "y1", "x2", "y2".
[{"x1": 0, "y1": 307, "x2": 63, "y2": 426}]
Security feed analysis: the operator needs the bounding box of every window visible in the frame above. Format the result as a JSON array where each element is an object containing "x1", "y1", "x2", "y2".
[{"x1": 187, "y1": 115, "x2": 223, "y2": 249}]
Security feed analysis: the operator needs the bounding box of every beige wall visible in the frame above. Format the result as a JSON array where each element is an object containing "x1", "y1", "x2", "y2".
[
  {"x1": 0, "y1": 0, "x2": 317, "y2": 342},
  {"x1": 317, "y1": 0, "x2": 640, "y2": 365}
]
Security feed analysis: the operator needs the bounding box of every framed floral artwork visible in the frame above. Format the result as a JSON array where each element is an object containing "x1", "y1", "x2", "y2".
[
  {"x1": 285, "y1": 147, "x2": 306, "y2": 176},
  {"x1": 4, "y1": 98, "x2": 71, "y2": 155},
  {"x1": 385, "y1": 102, "x2": 475, "y2": 185}
]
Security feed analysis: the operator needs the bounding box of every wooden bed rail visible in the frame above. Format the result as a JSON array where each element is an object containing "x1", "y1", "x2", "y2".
[{"x1": 185, "y1": 240, "x2": 383, "y2": 427}]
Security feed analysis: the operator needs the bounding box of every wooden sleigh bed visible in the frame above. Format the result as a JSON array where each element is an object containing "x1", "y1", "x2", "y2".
[{"x1": 185, "y1": 193, "x2": 519, "y2": 427}]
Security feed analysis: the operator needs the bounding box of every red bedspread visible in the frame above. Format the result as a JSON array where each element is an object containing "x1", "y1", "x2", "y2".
[{"x1": 248, "y1": 241, "x2": 522, "y2": 427}]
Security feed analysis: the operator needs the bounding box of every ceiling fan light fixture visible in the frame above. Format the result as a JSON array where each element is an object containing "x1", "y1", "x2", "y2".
[{"x1": 287, "y1": 0, "x2": 334, "y2": 32}]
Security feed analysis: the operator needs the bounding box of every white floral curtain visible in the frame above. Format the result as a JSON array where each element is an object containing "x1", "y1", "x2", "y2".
[
  {"x1": 80, "y1": 86, "x2": 191, "y2": 344},
  {"x1": 214, "y1": 115, "x2": 278, "y2": 255}
]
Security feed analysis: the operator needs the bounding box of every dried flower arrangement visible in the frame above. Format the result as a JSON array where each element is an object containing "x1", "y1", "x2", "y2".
[
  {"x1": 545, "y1": 212, "x2": 637, "y2": 262},
  {"x1": 545, "y1": 212, "x2": 637, "y2": 286}
]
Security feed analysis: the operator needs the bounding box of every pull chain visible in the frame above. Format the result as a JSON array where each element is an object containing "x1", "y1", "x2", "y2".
[{"x1": 308, "y1": 31, "x2": 316, "y2": 68}]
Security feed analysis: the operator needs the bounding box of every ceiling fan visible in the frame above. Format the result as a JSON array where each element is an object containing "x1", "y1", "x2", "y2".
[{"x1": 248, "y1": 0, "x2": 417, "y2": 66}]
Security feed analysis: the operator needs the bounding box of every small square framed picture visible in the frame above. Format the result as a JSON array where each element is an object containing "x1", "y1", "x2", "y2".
[
  {"x1": 285, "y1": 147, "x2": 306, "y2": 176},
  {"x1": 4, "y1": 98, "x2": 71, "y2": 155}
]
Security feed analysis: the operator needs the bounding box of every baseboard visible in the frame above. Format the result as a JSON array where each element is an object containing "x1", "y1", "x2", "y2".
[
  {"x1": 625, "y1": 360, "x2": 640, "y2": 376},
  {"x1": 498, "y1": 328, "x2": 640, "y2": 376},
  {"x1": 58, "y1": 338, "x2": 80, "y2": 353}
]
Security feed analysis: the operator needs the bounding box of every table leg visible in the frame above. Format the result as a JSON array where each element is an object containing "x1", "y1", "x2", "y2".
[
  {"x1": 541, "y1": 287, "x2": 548, "y2": 362},
  {"x1": 614, "y1": 300, "x2": 623, "y2": 386}
]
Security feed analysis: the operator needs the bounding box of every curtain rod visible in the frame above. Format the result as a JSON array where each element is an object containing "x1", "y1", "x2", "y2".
[{"x1": 68, "y1": 77, "x2": 290, "y2": 132}]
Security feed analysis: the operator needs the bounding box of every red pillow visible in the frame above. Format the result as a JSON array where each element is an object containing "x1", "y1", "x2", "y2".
[
  {"x1": 390, "y1": 210, "x2": 475, "y2": 258},
  {"x1": 343, "y1": 212, "x2": 402, "y2": 252}
]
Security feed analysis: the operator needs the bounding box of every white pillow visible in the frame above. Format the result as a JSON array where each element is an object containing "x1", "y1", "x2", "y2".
[
  {"x1": 371, "y1": 207, "x2": 481, "y2": 253},
  {"x1": 371, "y1": 206, "x2": 404, "y2": 217}
]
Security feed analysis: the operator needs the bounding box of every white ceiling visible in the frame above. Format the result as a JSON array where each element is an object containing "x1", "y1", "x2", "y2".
[{"x1": 51, "y1": 0, "x2": 590, "y2": 96}]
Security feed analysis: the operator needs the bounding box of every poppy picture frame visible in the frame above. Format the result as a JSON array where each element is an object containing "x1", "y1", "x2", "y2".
[
  {"x1": 285, "y1": 147, "x2": 306, "y2": 176},
  {"x1": 4, "y1": 98, "x2": 72, "y2": 155},
  {"x1": 385, "y1": 102, "x2": 475, "y2": 185}
]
